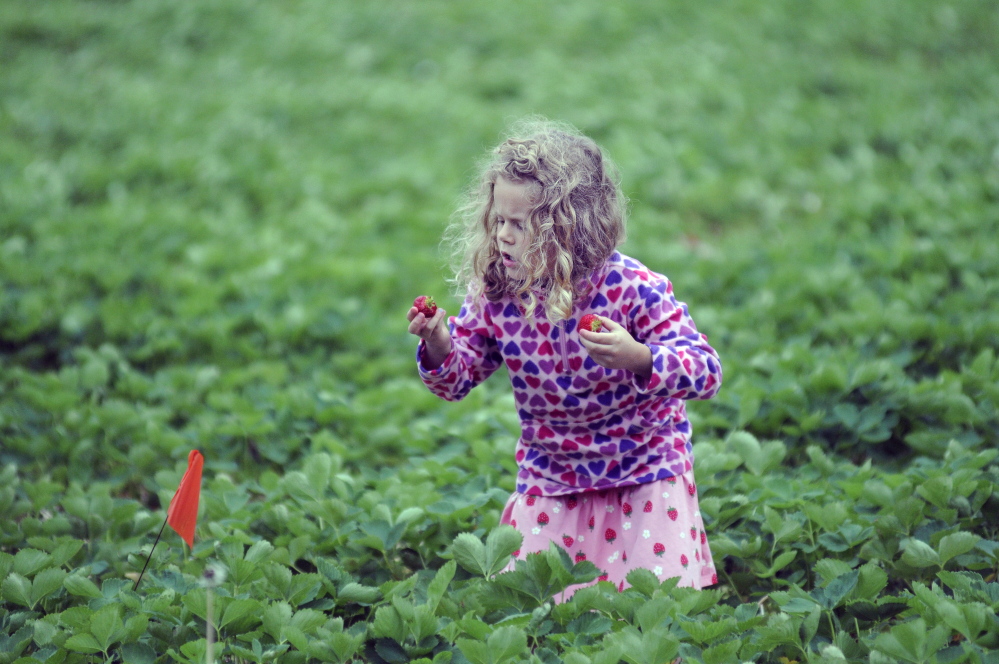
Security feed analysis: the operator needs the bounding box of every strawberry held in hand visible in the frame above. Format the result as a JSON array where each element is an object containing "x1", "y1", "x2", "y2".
[
  {"x1": 577, "y1": 313, "x2": 603, "y2": 333},
  {"x1": 413, "y1": 295, "x2": 438, "y2": 318}
]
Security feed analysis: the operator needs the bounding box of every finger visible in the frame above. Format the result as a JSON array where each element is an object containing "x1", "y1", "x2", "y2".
[
  {"x1": 415, "y1": 311, "x2": 443, "y2": 340},
  {"x1": 406, "y1": 306, "x2": 420, "y2": 323},
  {"x1": 580, "y1": 329, "x2": 615, "y2": 346},
  {"x1": 426, "y1": 308, "x2": 447, "y2": 332},
  {"x1": 588, "y1": 352, "x2": 613, "y2": 369},
  {"x1": 408, "y1": 314, "x2": 427, "y2": 336},
  {"x1": 598, "y1": 316, "x2": 624, "y2": 332},
  {"x1": 581, "y1": 344, "x2": 615, "y2": 369}
]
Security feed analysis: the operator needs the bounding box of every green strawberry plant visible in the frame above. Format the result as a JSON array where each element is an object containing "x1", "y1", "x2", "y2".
[{"x1": 2, "y1": 0, "x2": 999, "y2": 662}]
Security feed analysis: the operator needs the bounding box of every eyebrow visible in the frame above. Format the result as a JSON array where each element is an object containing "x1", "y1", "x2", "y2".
[{"x1": 495, "y1": 215, "x2": 525, "y2": 228}]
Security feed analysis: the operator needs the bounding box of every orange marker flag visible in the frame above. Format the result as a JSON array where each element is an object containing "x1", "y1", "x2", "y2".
[
  {"x1": 166, "y1": 449, "x2": 204, "y2": 548},
  {"x1": 133, "y1": 449, "x2": 205, "y2": 591}
]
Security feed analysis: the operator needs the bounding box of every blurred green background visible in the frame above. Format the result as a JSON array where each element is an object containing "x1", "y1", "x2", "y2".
[
  {"x1": 2, "y1": 3, "x2": 999, "y2": 660},
  {"x1": 2, "y1": 0, "x2": 998, "y2": 482}
]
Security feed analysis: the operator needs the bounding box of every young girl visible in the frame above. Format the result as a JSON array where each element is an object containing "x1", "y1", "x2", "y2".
[{"x1": 407, "y1": 118, "x2": 722, "y2": 596}]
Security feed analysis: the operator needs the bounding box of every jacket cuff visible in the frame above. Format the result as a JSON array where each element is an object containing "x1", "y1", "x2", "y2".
[
  {"x1": 633, "y1": 344, "x2": 674, "y2": 396},
  {"x1": 416, "y1": 339, "x2": 457, "y2": 378}
]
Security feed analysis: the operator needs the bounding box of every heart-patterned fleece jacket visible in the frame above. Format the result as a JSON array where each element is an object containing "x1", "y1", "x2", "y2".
[{"x1": 417, "y1": 252, "x2": 722, "y2": 497}]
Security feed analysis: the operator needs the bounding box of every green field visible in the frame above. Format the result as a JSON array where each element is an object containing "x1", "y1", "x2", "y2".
[{"x1": 2, "y1": 1, "x2": 998, "y2": 662}]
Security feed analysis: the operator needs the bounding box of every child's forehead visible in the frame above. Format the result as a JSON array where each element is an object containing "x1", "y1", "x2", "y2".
[
  {"x1": 492, "y1": 176, "x2": 537, "y2": 217},
  {"x1": 492, "y1": 174, "x2": 541, "y2": 205}
]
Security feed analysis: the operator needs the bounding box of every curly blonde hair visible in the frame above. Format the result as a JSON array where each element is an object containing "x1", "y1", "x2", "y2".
[{"x1": 445, "y1": 117, "x2": 627, "y2": 323}]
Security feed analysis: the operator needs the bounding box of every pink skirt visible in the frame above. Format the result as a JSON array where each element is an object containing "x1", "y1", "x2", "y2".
[{"x1": 500, "y1": 471, "x2": 717, "y2": 601}]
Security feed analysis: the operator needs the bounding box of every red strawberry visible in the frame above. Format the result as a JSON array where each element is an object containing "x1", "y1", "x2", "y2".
[
  {"x1": 700, "y1": 531, "x2": 707, "y2": 545},
  {"x1": 511, "y1": 519, "x2": 517, "y2": 528},
  {"x1": 575, "y1": 551, "x2": 587, "y2": 563},
  {"x1": 526, "y1": 495, "x2": 537, "y2": 506},
  {"x1": 413, "y1": 295, "x2": 438, "y2": 317},
  {"x1": 513, "y1": 549, "x2": 520, "y2": 556},
  {"x1": 666, "y1": 477, "x2": 677, "y2": 485},
  {"x1": 577, "y1": 314, "x2": 603, "y2": 333},
  {"x1": 643, "y1": 501, "x2": 653, "y2": 513},
  {"x1": 588, "y1": 516, "x2": 595, "y2": 531},
  {"x1": 653, "y1": 542, "x2": 666, "y2": 557},
  {"x1": 566, "y1": 497, "x2": 578, "y2": 510},
  {"x1": 562, "y1": 534, "x2": 574, "y2": 548},
  {"x1": 622, "y1": 502, "x2": 633, "y2": 516},
  {"x1": 695, "y1": 550, "x2": 701, "y2": 562},
  {"x1": 688, "y1": 482, "x2": 696, "y2": 496},
  {"x1": 667, "y1": 506, "x2": 678, "y2": 521},
  {"x1": 598, "y1": 574, "x2": 609, "y2": 582},
  {"x1": 623, "y1": 551, "x2": 627, "y2": 562},
  {"x1": 537, "y1": 512, "x2": 549, "y2": 526},
  {"x1": 690, "y1": 527, "x2": 697, "y2": 540},
  {"x1": 711, "y1": 573, "x2": 718, "y2": 585},
  {"x1": 680, "y1": 554, "x2": 689, "y2": 568},
  {"x1": 605, "y1": 528, "x2": 617, "y2": 543}
]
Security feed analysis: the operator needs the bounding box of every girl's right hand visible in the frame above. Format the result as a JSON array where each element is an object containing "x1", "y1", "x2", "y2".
[
  {"x1": 406, "y1": 305, "x2": 447, "y2": 340},
  {"x1": 407, "y1": 305, "x2": 452, "y2": 370}
]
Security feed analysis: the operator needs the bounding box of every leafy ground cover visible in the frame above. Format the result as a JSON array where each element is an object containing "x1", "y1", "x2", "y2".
[{"x1": 2, "y1": 0, "x2": 998, "y2": 662}]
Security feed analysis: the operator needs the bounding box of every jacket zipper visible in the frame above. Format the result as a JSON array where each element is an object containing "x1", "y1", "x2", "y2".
[{"x1": 559, "y1": 320, "x2": 570, "y2": 374}]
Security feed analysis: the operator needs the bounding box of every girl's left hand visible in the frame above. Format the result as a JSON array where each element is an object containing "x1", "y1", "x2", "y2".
[{"x1": 578, "y1": 317, "x2": 653, "y2": 378}]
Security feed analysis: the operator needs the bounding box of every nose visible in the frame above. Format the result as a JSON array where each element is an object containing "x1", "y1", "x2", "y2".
[{"x1": 497, "y1": 223, "x2": 513, "y2": 245}]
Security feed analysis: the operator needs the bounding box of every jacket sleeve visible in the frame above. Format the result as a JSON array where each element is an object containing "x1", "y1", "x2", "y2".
[
  {"x1": 417, "y1": 294, "x2": 504, "y2": 402},
  {"x1": 628, "y1": 277, "x2": 722, "y2": 401}
]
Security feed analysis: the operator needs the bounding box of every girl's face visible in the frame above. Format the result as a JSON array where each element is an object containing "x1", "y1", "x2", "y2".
[{"x1": 493, "y1": 176, "x2": 534, "y2": 280}]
